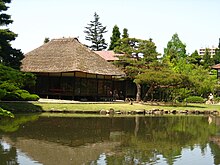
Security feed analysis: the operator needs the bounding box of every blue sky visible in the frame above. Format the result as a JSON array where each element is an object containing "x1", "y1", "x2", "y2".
[{"x1": 7, "y1": 0, "x2": 220, "y2": 54}]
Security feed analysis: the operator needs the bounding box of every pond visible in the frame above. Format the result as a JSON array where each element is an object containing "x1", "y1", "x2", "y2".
[{"x1": 0, "y1": 113, "x2": 220, "y2": 165}]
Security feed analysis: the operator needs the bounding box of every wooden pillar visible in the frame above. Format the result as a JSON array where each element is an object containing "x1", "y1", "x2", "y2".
[
  {"x1": 72, "y1": 72, "x2": 75, "y2": 100},
  {"x1": 96, "y1": 74, "x2": 99, "y2": 101}
]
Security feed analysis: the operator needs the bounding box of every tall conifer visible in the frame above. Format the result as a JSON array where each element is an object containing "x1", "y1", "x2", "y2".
[
  {"x1": 84, "y1": 12, "x2": 108, "y2": 51},
  {"x1": 109, "y1": 25, "x2": 120, "y2": 50},
  {"x1": 0, "y1": 0, "x2": 24, "y2": 69}
]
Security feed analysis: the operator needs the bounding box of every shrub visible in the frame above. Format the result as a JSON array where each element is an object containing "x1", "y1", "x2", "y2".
[
  {"x1": 23, "y1": 94, "x2": 40, "y2": 101},
  {"x1": 214, "y1": 97, "x2": 220, "y2": 103},
  {"x1": 14, "y1": 89, "x2": 29, "y2": 95},
  {"x1": 17, "y1": 90, "x2": 39, "y2": 101},
  {"x1": 1, "y1": 89, "x2": 40, "y2": 101},
  {"x1": 2, "y1": 92, "x2": 22, "y2": 101},
  {"x1": 185, "y1": 96, "x2": 205, "y2": 103},
  {"x1": 0, "y1": 82, "x2": 19, "y2": 92},
  {"x1": 0, "y1": 89, "x2": 6, "y2": 100}
]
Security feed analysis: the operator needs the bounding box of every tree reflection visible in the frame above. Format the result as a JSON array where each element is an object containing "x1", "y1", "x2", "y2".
[
  {"x1": 0, "y1": 114, "x2": 39, "y2": 133},
  {"x1": 0, "y1": 114, "x2": 220, "y2": 165},
  {"x1": 104, "y1": 116, "x2": 219, "y2": 165},
  {"x1": 0, "y1": 140, "x2": 18, "y2": 165}
]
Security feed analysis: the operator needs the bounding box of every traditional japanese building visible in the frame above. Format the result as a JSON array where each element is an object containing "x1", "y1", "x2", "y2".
[
  {"x1": 21, "y1": 38, "x2": 135, "y2": 101},
  {"x1": 212, "y1": 64, "x2": 220, "y2": 78}
]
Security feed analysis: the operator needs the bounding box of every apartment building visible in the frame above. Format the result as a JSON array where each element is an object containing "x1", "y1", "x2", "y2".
[{"x1": 198, "y1": 46, "x2": 217, "y2": 58}]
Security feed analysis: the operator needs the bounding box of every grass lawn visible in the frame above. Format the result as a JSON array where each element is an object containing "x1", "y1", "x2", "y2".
[
  {"x1": 0, "y1": 101, "x2": 220, "y2": 113},
  {"x1": 34, "y1": 102, "x2": 220, "y2": 112}
]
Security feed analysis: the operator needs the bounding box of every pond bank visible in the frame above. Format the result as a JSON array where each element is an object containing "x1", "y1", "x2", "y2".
[
  {"x1": 0, "y1": 99, "x2": 220, "y2": 115},
  {"x1": 46, "y1": 108, "x2": 219, "y2": 116}
]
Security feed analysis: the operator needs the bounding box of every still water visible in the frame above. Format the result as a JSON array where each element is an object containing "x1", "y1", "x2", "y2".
[{"x1": 0, "y1": 114, "x2": 220, "y2": 165}]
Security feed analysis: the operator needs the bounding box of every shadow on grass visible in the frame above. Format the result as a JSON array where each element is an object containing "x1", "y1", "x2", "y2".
[
  {"x1": 166, "y1": 105, "x2": 207, "y2": 109},
  {"x1": 0, "y1": 101, "x2": 43, "y2": 113},
  {"x1": 147, "y1": 102, "x2": 207, "y2": 109}
]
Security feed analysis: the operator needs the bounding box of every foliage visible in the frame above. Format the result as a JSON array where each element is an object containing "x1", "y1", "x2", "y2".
[
  {"x1": 0, "y1": 88, "x2": 6, "y2": 100},
  {"x1": 2, "y1": 89, "x2": 40, "y2": 101},
  {"x1": 213, "y1": 48, "x2": 220, "y2": 64},
  {"x1": 0, "y1": 64, "x2": 38, "y2": 101},
  {"x1": 163, "y1": 33, "x2": 187, "y2": 65},
  {"x1": 20, "y1": 93, "x2": 40, "y2": 101},
  {"x1": 187, "y1": 50, "x2": 202, "y2": 65},
  {"x1": 135, "y1": 68, "x2": 186, "y2": 88},
  {"x1": 0, "y1": 0, "x2": 24, "y2": 69},
  {"x1": 134, "y1": 66, "x2": 191, "y2": 101},
  {"x1": 213, "y1": 39, "x2": 220, "y2": 64},
  {"x1": 44, "y1": 37, "x2": 50, "y2": 43},
  {"x1": 185, "y1": 96, "x2": 205, "y2": 103},
  {"x1": 0, "y1": 82, "x2": 19, "y2": 92},
  {"x1": 202, "y1": 48, "x2": 214, "y2": 69},
  {"x1": 84, "y1": 12, "x2": 108, "y2": 51},
  {"x1": 172, "y1": 58, "x2": 216, "y2": 97},
  {"x1": 122, "y1": 28, "x2": 129, "y2": 38},
  {"x1": 109, "y1": 25, "x2": 121, "y2": 50},
  {"x1": 114, "y1": 37, "x2": 159, "y2": 101},
  {"x1": 114, "y1": 38, "x2": 159, "y2": 77},
  {"x1": 0, "y1": 107, "x2": 14, "y2": 118},
  {"x1": 2, "y1": 92, "x2": 21, "y2": 101},
  {"x1": 0, "y1": 64, "x2": 36, "y2": 89}
]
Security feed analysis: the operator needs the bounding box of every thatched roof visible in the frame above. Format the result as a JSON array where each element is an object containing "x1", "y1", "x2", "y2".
[{"x1": 21, "y1": 38, "x2": 124, "y2": 76}]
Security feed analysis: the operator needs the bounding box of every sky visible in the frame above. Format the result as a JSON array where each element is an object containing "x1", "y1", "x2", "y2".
[{"x1": 6, "y1": 0, "x2": 220, "y2": 54}]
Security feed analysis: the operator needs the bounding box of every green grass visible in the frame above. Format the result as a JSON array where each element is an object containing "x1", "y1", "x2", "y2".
[
  {"x1": 1, "y1": 101, "x2": 220, "y2": 113},
  {"x1": 34, "y1": 102, "x2": 220, "y2": 112}
]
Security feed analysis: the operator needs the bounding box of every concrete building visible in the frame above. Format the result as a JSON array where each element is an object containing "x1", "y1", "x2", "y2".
[{"x1": 198, "y1": 46, "x2": 217, "y2": 58}]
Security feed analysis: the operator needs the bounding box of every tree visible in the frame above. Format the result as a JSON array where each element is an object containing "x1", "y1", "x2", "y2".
[
  {"x1": 172, "y1": 58, "x2": 216, "y2": 97},
  {"x1": 122, "y1": 28, "x2": 129, "y2": 39},
  {"x1": 163, "y1": 33, "x2": 186, "y2": 65},
  {"x1": 187, "y1": 50, "x2": 202, "y2": 65},
  {"x1": 213, "y1": 39, "x2": 220, "y2": 64},
  {"x1": 44, "y1": 37, "x2": 50, "y2": 44},
  {"x1": 0, "y1": 0, "x2": 24, "y2": 69},
  {"x1": 202, "y1": 48, "x2": 214, "y2": 69},
  {"x1": 84, "y1": 12, "x2": 108, "y2": 51},
  {"x1": 108, "y1": 25, "x2": 120, "y2": 50},
  {"x1": 114, "y1": 38, "x2": 159, "y2": 101}
]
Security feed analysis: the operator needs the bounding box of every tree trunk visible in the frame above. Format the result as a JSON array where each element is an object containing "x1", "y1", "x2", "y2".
[
  {"x1": 144, "y1": 83, "x2": 154, "y2": 102},
  {"x1": 136, "y1": 83, "x2": 141, "y2": 102}
]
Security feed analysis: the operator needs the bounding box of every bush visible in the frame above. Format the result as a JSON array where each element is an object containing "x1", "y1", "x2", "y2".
[
  {"x1": 0, "y1": 89, "x2": 6, "y2": 100},
  {"x1": 0, "y1": 82, "x2": 19, "y2": 92},
  {"x1": 1, "y1": 90, "x2": 40, "y2": 101},
  {"x1": 2, "y1": 92, "x2": 22, "y2": 101},
  {"x1": 214, "y1": 97, "x2": 220, "y2": 103},
  {"x1": 185, "y1": 96, "x2": 205, "y2": 103},
  {"x1": 23, "y1": 94, "x2": 40, "y2": 101},
  {"x1": 14, "y1": 89, "x2": 29, "y2": 95}
]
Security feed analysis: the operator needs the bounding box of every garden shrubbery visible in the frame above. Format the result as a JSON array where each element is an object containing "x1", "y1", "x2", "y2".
[
  {"x1": 2, "y1": 89, "x2": 40, "y2": 101},
  {"x1": 0, "y1": 64, "x2": 40, "y2": 101},
  {"x1": 185, "y1": 96, "x2": 205, "y2": 103}
]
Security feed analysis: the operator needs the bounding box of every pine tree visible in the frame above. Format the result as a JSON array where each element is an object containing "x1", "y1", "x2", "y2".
[
  {"x1": 84, "y1": 12, "x2": 108, "y2": 51},
  {"x1": 122, "y1": 28, "x2": 129, "y2": 39},
  {"x1": 114, "y1": 38, "x2": 159, "y2": 101},
  {"x1": 108, "y1": 25, "x2": 121, "y2": 50},
  {"x1": 0, "y1": 0, "x2": 24, "y2": 69}
]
